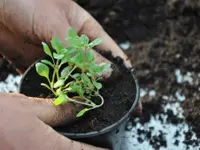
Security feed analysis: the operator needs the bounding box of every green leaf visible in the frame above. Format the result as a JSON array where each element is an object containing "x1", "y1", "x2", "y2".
[
  {"x1": 53, "y1": 79, "x2": 65, "y2": 88},
  {"x1": 86, "y1": 73, "x2": 92, "y2": 77},
  {"x1": 41, "y1": 60, "x2": 53, "y2": 66},
  {"x1": 66, "y1": 46, "x2": 75, "y2": 52},
  {"x1": 77, "y1": 51, "x2": 85, "y2": 63},
  {"x1": 76, "y1": 108, "x2": 89, "y2": 117},
  {"x1": 41, "y1": 83, "x2": 50, "y2": 89},
  {"x1": 54, "y1": 93, "x2": 68, "y2": 106},
  {"x1": 53, "y1": 53, "x2": 64, "y2": 60},
  {"x1": 83, "y1": 74, "x2": 90, "y2": 83},
  {"x1": 72, "y1": 73, "x2": 81, "y2": 79},
  {"x1": 56, "y1": 88, "x2": 62, "y2": 95},
  {"x1": 80, "y1": 34, "x2": 89, "y2": 45},
  {"x1": 77, "y1": 86, "x2": 84, "y2": 96},
  {"x1": 93, "y1": 81, "x2": 102, "y2": 89},
  {"x1": 62, "y1": 47, "x2": 75, "y2": 63},
  {"x1": 61, "y1": 66, "x2": 72, "y2": 78},
  {"x1": 66, "y1": 37, "x2": 82, "y2": 47},
  {"x1": 71, "y1": 50, "x2": 84, "y2": 64},
  {"x1": 86, "y1": 51, "x2": 94, "y2": 62},
  {"x1": 101, "y1": 64, "x2": 111, "y2": 72},
  {"x1": 61, "y1": 56, "x2": 68, "y2": 64},
  {"x1": 83, "y1": 74, "x2": 93, "y2": 88},
  {"x1": 35, "y1": 62, "x2": 49, "y2": 79},
  {"x1": 89, "y1": 38, "x2": 102, "y2": 47},
  {"x1": 51, "y1": 37, "x2": 64, "y2": 53},
  {"x1": 68, "y1": 28, "x2": 78, "y2": 38},
  {"x1": 96, "y1": 64, "x2": 111, "y2": 76},
  {"x1": 42, "y1": 42, "x2": 52, "y2": 58},
  {"x1": 89, "y1": 62, "x2": 99, "y2": 73},
  {"x1": 67, "y1": 83, "x2": 84, "y2": 96}
]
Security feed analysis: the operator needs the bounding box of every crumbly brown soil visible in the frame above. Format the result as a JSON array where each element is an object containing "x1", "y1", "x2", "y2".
[
  {"x1": 20, "y1": 59, "x2": 136, "y2": 133},
  {"x1": 79, "y1": 0, "x2": 200, "y2": 131},
  {"x1": 1, "y1": 0, "x2": 200, "y2": 135}
]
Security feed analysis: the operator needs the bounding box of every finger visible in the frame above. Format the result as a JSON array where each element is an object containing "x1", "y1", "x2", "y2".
[
  {"x1": 0, "y1": 98, "x2": 107, "y2": 150},
  {"x1": 66, "y1": 1, "x2": 132, "y2": 68},
  {"x1": 0, "y1": 19, "x2": 70, "y2": 73},
  {"x1": 26, "y1": 97, "x2": 82, "y2": 127},
  {"x1": 0, "y1": 25, "x2": 45, "y2": 73},
  {"x1": 0, "y1": 93, "x2": 81, "y2": 127},
  {"x1": 0, "y1": 6, "x2": 72, "y2": 73}
]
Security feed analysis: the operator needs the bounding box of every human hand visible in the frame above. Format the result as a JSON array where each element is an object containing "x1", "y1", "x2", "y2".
[
  {"x1": 0, "y1": 0, "x2": 131, "y2": 73},
  {"x1": 0, "y1": 0, "x2": 142, "y2": 113},
  {"x1": 0, "y1": 92, "x2": 108, "y2": 150},
  {"x1": 0, "y1": 0, "x2": 141, "y2": 149}
]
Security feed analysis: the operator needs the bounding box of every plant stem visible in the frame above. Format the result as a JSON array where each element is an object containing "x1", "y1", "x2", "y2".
[
  {"x1": 42, "y1": 84, "x2": 57, "y2": 96},
  {"x1": 64, "y1": 66, "x2": 77, "y2": 81},
  {"x1": 46, "y1": 77, "x2": 52, "y2": 88},
  {"x1": 51, "y1": 60, "x2": 59, "y2": 86},
  {"x1": 62, "y1": 81, "x2": 73, "y2": 89},
  {"x1": 72, "y1": 96, "x2": 96, "y2": 106},
  {"x1": 68, "y1": 97, "x2": 94, "y2": 107},
  {"x1": 55, "y1": 65, "x2": 59, "y2": 80},
  {"x1": 51, "y1": 69, "x2": 56, "y2": 88},
  {"x1": 87, "y1": 93, "x2": 104, "y2": 111}
]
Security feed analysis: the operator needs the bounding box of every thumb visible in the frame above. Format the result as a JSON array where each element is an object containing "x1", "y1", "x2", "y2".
[
  {"x1": 27, "y1": 97, "x2": 82, "y2": 127},
  {"x1": 2, "y1": 93, "x2": 82, "y2": 127}
]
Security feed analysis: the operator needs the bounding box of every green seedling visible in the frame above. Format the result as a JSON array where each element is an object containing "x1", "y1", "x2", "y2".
[{"x1": 36, "y1": 28, "x2": 111, "y2": 117}]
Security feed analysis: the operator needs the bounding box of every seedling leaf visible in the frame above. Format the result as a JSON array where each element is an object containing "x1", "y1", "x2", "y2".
[
  {"x1": 54, "y1": 93, "x2": 67, "y2": 106},
  {"x1": 68, "y1": 28, "x2": 78, "y2": 38},
  {"x1": 53, "y1": 53, "x2": 64, "y2": 60},
  {"x1": 93, "y1": 81, "x2": 102, "y2": 89},
  {"x1": 41, "y1": 83, "x2": 50, "y2": 89},
  {"x1": 41, "y1": 60, "x2": 53, "y2": 66},
  {"x1": 86, "y1": 73, "x2": 92, "y2": 77},
  {"x1": 61, "y1": 66, "x2": 72, "y2": 78},
  {"x1": 66, "y1": 37, "x2": 82, "y2": 47},
  {"x1": 96, "y1": 63, "x2": 111, "y2": 76},
  {"x1": 100, "y1": 64, "x2": 111, "y2": 72},
  {"x1": 36, "y1": 62, "x2": 49, "y2": 79},
  {"x1": 42, "y1": 42, "x2": 52, "y2": 58},
  {"x1": 54, "y1": 79, "x2": 65, "y2": 88},
  {"x1": 89, "y1": 38, "x2": 102, "y2": 47},
  {"x1": 72, "y1": 73, "x2": 81, "y2": 79},
  {"x1": 86, "y1": 51, "x2": 94, "y2": 62},
  {"x1": 51, "y1": 37, "x2": 64, "y2": 53},
  {"x1": 81, "y1": 34, "x2": 89, "y2": 45},
  {"x1": 76, "y1": 108, "x2": 89, "y2": 117}
]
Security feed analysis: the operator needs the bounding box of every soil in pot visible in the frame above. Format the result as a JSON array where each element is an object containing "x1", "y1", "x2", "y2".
[{"x1": 19, "y1": 54, "x2": 137, "y2": 134}]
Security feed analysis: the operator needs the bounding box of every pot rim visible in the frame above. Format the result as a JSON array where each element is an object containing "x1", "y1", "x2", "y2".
[{"x1": 19, "y1": 59, "x2": 140, "y2": 139}]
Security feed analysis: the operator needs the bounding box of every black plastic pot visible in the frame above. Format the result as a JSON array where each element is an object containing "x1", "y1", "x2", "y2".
[{"x1": 19, "y1": 59, "x2": 140, "y2": 150}]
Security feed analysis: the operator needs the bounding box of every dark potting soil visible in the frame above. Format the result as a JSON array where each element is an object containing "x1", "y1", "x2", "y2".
[
  {"x1": 20, "y1": 57, "x2": 136, "y2": 133},
  {"x1": 1, "y1": 0, "x2": 200, "y2": 149},
  {"x1": 60, "y1": 55, "x2": 137, "y2": 133},
  {"x1": 78, "y1": 0, "x2": 200, "y2": 134},
  {"x1": 62, "y1": 69, "x2": 135, "y2": 133}
]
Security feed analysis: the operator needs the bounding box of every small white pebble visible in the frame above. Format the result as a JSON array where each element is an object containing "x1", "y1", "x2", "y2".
[
  {"x1": 119, "y1": 41, "x2": 131, "y2": 50},
  {"x1": 140, "y1": 88, "x2": 147, "y2": 97},
  {"x1": 149, "y1": 90, "x2": 156, "y2": 97},
  {"x1": 175, "y1": 91, "x2": 185, "y2": 102},
  {"x1": 0, "y1": 74, "x2": 21, "y2": 93},
  {"x1": 162, "y1": 95, "x2": 169, "y2": 100}
]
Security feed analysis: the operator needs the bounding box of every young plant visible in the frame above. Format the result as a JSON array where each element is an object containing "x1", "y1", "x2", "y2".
[{"x1": 35, "y1": 28, "x2": 111, "y2": 117}]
